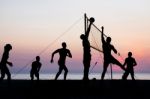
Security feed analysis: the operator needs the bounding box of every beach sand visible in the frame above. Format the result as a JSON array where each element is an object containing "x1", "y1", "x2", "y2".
[{"x1": 0, "y1": 80, "x2": 149, "y2": 99}]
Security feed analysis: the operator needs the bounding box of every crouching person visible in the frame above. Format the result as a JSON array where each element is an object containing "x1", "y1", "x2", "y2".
[{"x1": 30, "y1": 56, "x2": 42, "y2": 81}]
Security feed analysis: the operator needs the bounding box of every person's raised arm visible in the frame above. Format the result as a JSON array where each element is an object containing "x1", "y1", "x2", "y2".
[
  {"x1": 101, "y1": 26, "x2": 105, "y2": 43},
  {"x1": 50, "y1": 49, "x2": 59, "y2": 63},
  {"x1": 85, "y1": 22, "x2": 92, "y2": 38},
  {"x1": 85, "y1": 18, "x2": 94, "y2": 38}
]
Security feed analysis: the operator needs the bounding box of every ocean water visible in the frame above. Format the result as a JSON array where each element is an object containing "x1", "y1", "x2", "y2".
[{"x1": 10, "y1": 73, "x2": 150, "y2": 80}]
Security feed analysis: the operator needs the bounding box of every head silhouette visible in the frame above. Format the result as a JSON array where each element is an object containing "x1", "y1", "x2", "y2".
[
  {"x1": 4, "y1": 44, "x2": 12, "y2": 51},
  {"x1": 128, "y1": 52, "x2": 132, "y2": 57},
  {"x1": 62, "y1": 42, "x2": 67, "y2": 48},
  {"x1": 106, "y1": 37, "x2": 111, "y2": 43},
  {"x1": 80, "y1": 34, "x2": 85, "y2": 40},
  {"x1": 36, "y1": 56, "x2": 40, "y2": 61}
]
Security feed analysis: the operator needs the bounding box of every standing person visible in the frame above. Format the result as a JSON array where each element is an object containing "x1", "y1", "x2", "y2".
[
  {"x1": 30, "y1": 56, "x2": 42, "y2": 81},
  {"x1": 0, "y1": 44, "x2": 13, "y2": 81},
  {"x1": 51, "y1": 42, "x2": 72, "y2": 80},
  {"x1": 101, "y1": 26, "x2": 125, "y2": 80},
  {"x1": 122, "y1": 52, "x2": 137, "y2": 80},
  {"x1": 80, "y1": 17, "x2": 95, "y2": 80}
]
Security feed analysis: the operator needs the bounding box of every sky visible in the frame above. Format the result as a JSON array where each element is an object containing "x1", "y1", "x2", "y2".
[{"x1": 0, "y1": 0, "x2": 150, "y2": 75}]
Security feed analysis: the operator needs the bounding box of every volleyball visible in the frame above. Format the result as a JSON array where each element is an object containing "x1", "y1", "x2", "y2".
[{"x1": 90, "y1": 17, "x2": 95, "y2": 23}]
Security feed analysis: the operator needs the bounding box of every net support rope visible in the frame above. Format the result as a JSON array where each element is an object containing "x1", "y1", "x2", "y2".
[{"x1": 12, "y1": 17, "x2": 82, "y2": 78}]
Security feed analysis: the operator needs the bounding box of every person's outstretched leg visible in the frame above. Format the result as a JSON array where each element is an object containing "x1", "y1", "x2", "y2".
[
  {"x1": 64, "y1": 65, "x2": 68, "y2": 80},
  {"x1": 113, "y1": 58, "x2": 125, "y2": 71},
  {"x1": 101, "y1": 62, "x2": 109, "y2": 80},
  {"x1": 55, "y1": 67, "x2": 63, "y2": 80},
  {"x1": 130, "y1": 69, "x2": 135, "y2": 80}
]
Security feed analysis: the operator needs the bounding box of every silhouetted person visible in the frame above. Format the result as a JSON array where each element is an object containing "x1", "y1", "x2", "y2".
[
  {"x1": 101, "y1": 26, "x2": 125, "y2": 80},
  {"x1": 122, "y1": 52, "x2": 137, "y2": 80},
  {"x1": 51, "y1": 42, "x2": 72, "y2": 80},
  {"x1": 80, "y1": 17, "x2": 95, "y2": 80},
  {"x1": 30, "y1": 56, "x2": 42, "y2": 81},
  {"x1": 0, "y1": 44, "x2": 13, "y2": 81}
]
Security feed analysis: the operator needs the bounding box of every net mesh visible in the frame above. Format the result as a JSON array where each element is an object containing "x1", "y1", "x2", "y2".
[
  {"x1": 90, "y1": 25, "x2": 103, "y2": 52},
  {"x1": 86, "y1": 17, "x2": 107, "y2": 53}
]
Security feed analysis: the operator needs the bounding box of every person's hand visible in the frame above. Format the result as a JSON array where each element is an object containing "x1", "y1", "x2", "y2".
[
  {"x1": 8, "y1": 62, "x2": 13, "y2": 67},
  {"x1": 51, "y1": 59, "x2": 53, "y2": 63}
]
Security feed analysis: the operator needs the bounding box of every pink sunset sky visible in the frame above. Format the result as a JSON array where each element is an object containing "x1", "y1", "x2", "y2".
[{"x1": 0, "y1": 0, "x2": 150, "y2": 74}]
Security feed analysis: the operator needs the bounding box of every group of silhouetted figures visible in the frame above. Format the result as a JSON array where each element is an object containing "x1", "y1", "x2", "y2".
[
  {"x1": 80, "y1": 18, "x2": 137, "y2": 80},
  {"x1": 0, "y1": 17, "x2": 137, "y2": 81}
]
